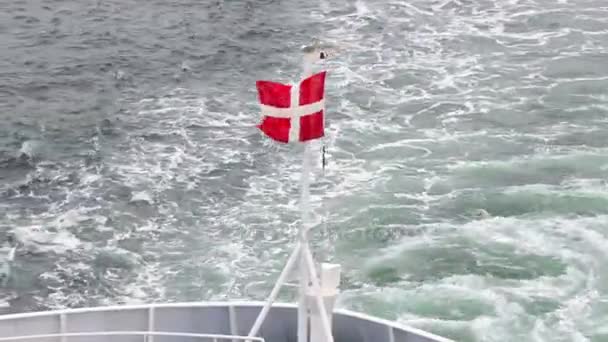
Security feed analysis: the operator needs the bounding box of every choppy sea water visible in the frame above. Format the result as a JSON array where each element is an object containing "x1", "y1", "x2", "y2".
[{"x1": 2, "y1": 0, "x2": 608, "y2": 341}]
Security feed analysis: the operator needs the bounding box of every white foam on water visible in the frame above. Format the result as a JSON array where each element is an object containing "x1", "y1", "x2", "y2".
[
  {"x1": 309, "y1": 0, "x2": 608, "y2": 340},
  {"x1": 130, "y1": 190, "x2": 154, "y2": 204},
  {"x1": 13, "y1": 225, "x2": 87, "y2": 254}
]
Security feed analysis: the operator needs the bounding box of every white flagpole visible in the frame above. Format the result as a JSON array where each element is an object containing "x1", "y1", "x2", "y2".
[
  {"x1": 298, "y1": 49, "x2": 334, "y2": 342},
  {"x1": 303, "y1": 244, "x2": 334, "y2": 342},
  {"x1": 297, "y1": 55, "x2": 314, "y2": 342},
  {"x1": 248, "y1": 47, "x2": 333, "y2": 342}
]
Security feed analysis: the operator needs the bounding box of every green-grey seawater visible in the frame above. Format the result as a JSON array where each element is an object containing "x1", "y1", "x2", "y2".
[{"x1": 2, "y1": 0, "x2": 608, "y2": 341}]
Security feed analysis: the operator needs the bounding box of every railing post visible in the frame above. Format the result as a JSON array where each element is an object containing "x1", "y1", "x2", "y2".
[
  {"x1": 147, "y1": 306, "x2": 155, "y2": 342},
  {"x1": 229, "y1": 305, "x2": 238, "y2": 342},
  {"x1": 59, "y1": 313, "x2": 67, "y2": 342}
]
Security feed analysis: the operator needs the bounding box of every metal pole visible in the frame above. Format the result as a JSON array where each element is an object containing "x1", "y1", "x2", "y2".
[
  {"x1": 248, "y1": 242, "x2": 302, "y2": 338},
  {"x1": 298, "y1": 144, "x2": 312, "y2": 342},
  {"x1": 297, "y1": 51, "x2": 317, "y2": 342},
  {"x1": 303, "y1": 245, "x2": 334, "y2": 342}
]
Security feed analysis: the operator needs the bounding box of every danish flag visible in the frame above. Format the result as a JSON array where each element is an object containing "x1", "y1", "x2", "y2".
[{"x1": 256, "y1": 71, "x2": 326, "y2": 143}]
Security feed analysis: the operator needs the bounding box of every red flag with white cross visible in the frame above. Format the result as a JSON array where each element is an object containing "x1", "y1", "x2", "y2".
[{"x1": 256, "y1": 71, "x2": 326, "y2": 143}]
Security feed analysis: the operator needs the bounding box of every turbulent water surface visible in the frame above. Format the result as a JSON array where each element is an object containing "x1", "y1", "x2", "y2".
[{"x1": 2, "y1": 0, "x2": 608, "y2": 341}]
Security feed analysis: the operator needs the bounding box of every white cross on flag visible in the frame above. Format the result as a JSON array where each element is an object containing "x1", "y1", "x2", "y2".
[{"x1": 256, "y1": 71, "x2": 326, "y2": 143}]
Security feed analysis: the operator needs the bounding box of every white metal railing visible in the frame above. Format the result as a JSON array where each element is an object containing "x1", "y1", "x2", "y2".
[
  {"x1": 0, "y1": 331, "x2": 265, "y2": 342},
  {"x1": 0, "y1": 302, "x2": 454, "y2": 342}
]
